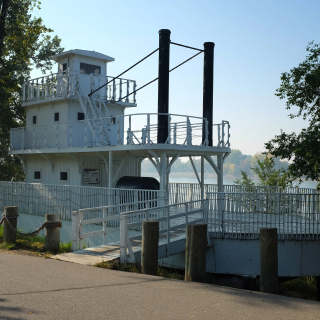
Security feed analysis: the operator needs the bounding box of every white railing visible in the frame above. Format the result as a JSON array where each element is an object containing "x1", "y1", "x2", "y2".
[
  {"x1": 207, "y1": 192, "x2": 320, "y2": 240},
  {"x1": 88, "y1": 73, "x2": 136, "y2": 105},
  {"x1": 168, "y1": 183, "x2": 318, "y2": 205},
  {"x1": 119, "y1": 199, "x2": 209, "y2": 263},
  {"x1": 10, "y1": 114, "x2": 230, "y2": 150},
  {"x1": 22, "y1": 70, "x2": 136, "y2": 105},
  {"x1": 1, "y1": 181, "x2": 317, "y2": 221},
  {"x1": 0, "y1": 182, "x2": 166, "y2": 221},
  {"x1": 71, "y1": 197, "x2": 167, "y2": 251},
  {"x1": 214, "y1": 120, "x2": 230, "y2": 147}
]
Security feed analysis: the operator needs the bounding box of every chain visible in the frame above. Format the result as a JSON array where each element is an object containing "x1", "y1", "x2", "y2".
[{"x1": 0, "y1": 214, "x2": 62, "y2": 238}]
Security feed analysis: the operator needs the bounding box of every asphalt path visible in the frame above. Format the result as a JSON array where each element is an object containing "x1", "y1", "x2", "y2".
[{"x1": 0, "y1": 252, "x2": 319, "y2": 319}]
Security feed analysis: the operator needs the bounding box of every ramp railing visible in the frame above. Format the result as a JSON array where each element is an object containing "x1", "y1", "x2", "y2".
[
  {"x1": 120, "y1": 199, "x2": 209, "y2": 263},
  {"x1": 72, "y1": 197, "x2": 168, "y2": 251}
]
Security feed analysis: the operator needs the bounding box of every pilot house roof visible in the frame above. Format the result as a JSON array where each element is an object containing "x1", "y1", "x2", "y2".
[{"x1": 51, "y1": 49, "x2": 115, "y2": 62}]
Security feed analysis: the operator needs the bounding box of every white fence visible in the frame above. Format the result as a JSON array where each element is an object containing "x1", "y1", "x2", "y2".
[
  {"x1": 0, "y1": 182, "x2": 166, "y2": 220},
  {"x1": 169, "y1": 183, "x2": 318, "y2": 205},
  {"x1": 207, "y1": 192, "x2": 320, "y2": 240}
]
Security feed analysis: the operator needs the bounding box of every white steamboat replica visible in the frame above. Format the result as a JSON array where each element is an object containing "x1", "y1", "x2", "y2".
[{"x1": 9, "y1": 29, "x2": 230, "y2": 194}]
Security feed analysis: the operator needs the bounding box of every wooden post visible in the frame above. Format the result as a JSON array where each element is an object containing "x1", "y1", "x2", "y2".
[
  {"x1": 45, "y1": 214, "x2": 61, "y2": 252},
  {"x1": 3, "y1": 206, "x2": 18, "y2": 244},
  {"x1": 260, "y1": 228, "x2": 278, "y2": 294},
  {"x1": 141, "y1": 220, "x2": 159, "y2": 275},
  {"x1": 185, "y1": 224, "x2": 207, "y2": 282}
]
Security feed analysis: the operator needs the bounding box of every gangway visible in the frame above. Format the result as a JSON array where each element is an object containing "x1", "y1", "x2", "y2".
[{"x1": 54, "y1": 199, "x2": 210, "y2": 265}]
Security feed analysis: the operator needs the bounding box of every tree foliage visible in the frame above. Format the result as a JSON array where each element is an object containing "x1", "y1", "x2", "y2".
[
  {"x1": 234, "y1": 156, "x2": 295, "y2": 188},
  {"x1": 0, "y1": 0, "x2": 63, "y2": 180},
  {"x1": 265, "y1": 42, "x2": 320, "y2": 184}
]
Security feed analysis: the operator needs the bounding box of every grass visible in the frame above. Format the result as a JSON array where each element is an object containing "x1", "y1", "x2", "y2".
[
  {"x1": 279, "y1": 277, "x2": 317, "y2": 300},
  {"x1": 0, "y1": 225, "x2": 72, "y2": 257},
  {"x1": 95, "y1": 259, "x2": 186, "y2": 280}
]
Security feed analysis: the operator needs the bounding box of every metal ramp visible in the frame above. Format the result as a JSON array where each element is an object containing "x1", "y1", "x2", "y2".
[{"x1": 54, "y1": 199, "x2": 210, "y2": 265}]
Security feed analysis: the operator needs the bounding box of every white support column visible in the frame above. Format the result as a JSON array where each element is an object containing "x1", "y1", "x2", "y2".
[
  {"x1": 217, "y1": 154, "x2": 224, "y2": 235},
  {"x1": 201, "y1": 156, "x2": 204, "y2": 200},
  {"x1": 166, "y1": 157, "x2": 170, "y2": 196},
  {"x1": 217, "y1": 155, "x2": 223, "y2": 192},
  {"x1": 108, "y1": 151, "x2": 113, "y2": 188},
  {"x1": 159, "y1": 152, "x2": 167, "y2": 191}
]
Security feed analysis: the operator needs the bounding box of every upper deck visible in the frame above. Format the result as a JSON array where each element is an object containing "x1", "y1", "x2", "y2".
[
  {"x1": 22, "y1": 70, "x2": 137, "y2": 108},
  {"x1": 10, "y1": 112, "x2": 231, "y2": 157}
]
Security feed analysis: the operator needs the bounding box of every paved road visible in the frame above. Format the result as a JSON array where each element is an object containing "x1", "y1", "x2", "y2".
[{"x1": 0, "y1": 252, "x2": 319, "y2": 319}]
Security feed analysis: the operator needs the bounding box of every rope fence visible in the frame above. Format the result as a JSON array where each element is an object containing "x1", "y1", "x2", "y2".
[{"x1": 0, "y1": 213, "x2": 62, "y2": 238}]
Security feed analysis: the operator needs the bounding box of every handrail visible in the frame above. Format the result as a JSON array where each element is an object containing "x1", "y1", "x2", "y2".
[
  {"x1": 79, "y1": 197, "x2": 168, "y2": 213},
  {"x1": 120, "y1": 199, "x2": 206, "y2": 216}
]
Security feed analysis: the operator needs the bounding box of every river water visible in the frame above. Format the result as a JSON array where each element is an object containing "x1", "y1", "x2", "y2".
[{"x1": 142, "y1": 172, "x2": 318, "y2": 189}]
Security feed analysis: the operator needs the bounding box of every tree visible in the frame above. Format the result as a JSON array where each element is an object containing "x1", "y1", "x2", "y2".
[
  {"x1": 0, "y1": 0, "x2": 63, "y2": 181},
  {"x1": 265, "y1": 42, "x2": 320, "y2": 186},
  {"x1": 234, "y1": 156, "x2": 294, "y2": 188}
]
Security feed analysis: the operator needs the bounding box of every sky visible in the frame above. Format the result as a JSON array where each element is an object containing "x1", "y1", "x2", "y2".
[{"x1": 31, "y1": 0, "x2": 320, "y2": 156}]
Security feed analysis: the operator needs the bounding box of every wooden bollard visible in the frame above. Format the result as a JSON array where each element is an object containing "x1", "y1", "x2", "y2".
[
  {"x1": 141, "y1": 220, "x2": 159, "y2": 275},
  {"x1": 45, "y1": 214, "x2": 61, "y2": 252},
  {"x1": 260, "y1": 228, "x2": 278, "y2": 294},
  {"x1": 3, "y1": 206, "x2": 18, "y2": 244},
  {"x1": 185, "y1": 224, "x2": 207, "y2": 282}
]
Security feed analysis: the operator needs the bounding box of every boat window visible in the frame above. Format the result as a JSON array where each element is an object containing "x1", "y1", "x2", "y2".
[
  {"x1": 33, "y1": 116, "x2": 37, "y2": 124},
  {"x1": 78, "y1": 112, "x2": 85, "y2": 120},
  {"x1": 34, "y1": 171, "x2": 41, "y2": 181},
  {"x1": 80, "y1": 63, "x2": 101, "y2": 75},
  {"x1": 60, "y1": 171, "x2": 68, "y2": 182},
  {"x1": 54, "y1": 112, "x2": 60, "y2": 122}
]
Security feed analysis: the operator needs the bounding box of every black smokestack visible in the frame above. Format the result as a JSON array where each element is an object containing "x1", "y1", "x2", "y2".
[
  {"x1": 157, "y1": 29, "x2": 171, "y2": 144},
  {"x1": 202, "y1": 42, "x2": 215, "y2": 147}
]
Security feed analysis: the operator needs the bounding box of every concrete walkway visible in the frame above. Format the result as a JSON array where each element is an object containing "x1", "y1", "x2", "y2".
[{"x1": 0, "y1": 252, "x2": 319, "y2": 319}]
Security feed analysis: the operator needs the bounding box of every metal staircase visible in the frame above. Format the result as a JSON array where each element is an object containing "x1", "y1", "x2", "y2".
[{"x1": 75, "y1": 74, "x2": 111, "y2": 146}]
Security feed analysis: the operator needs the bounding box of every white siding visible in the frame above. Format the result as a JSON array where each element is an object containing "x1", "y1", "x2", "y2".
[
  {"x1": 26, "y1": 101, "x2": 70, "y2": 127},
  {"x1": 25, "y1": 154, "x2": 81, "y2": 185}
]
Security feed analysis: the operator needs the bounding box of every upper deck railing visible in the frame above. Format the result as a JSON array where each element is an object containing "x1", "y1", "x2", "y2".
[
  {"x1": 22, "y1": 70, "x2": 137, "y2": 106},
  {"x1": 10, "y1": 113, "x2": 230, "y2": 150}
]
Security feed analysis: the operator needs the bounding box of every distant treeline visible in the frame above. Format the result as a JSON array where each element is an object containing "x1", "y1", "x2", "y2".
[{"x1": 141, "y1": 149, "x2": 290, "y2": 179}]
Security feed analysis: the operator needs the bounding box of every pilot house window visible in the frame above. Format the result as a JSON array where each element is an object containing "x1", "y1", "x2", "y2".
[
  {"x1": 62, "y1": 63, "x2": 67, "y2": 74},
  {"x1": 80, "y1": 63, "x2": 101, "y2": 75}
]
